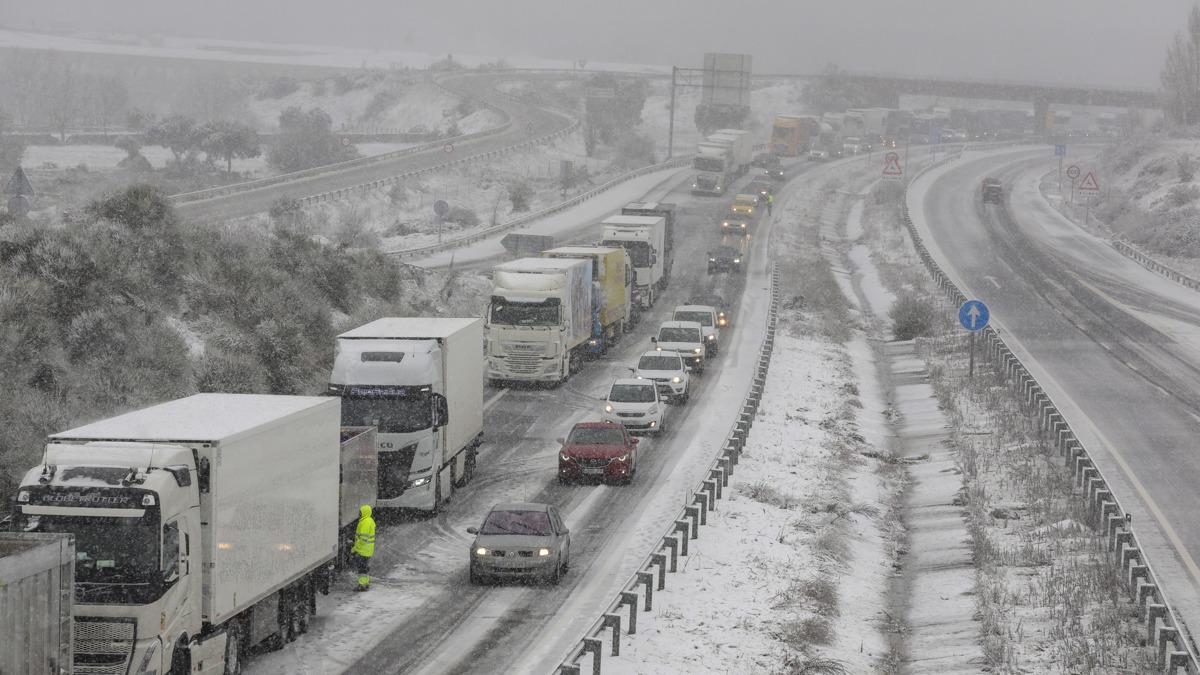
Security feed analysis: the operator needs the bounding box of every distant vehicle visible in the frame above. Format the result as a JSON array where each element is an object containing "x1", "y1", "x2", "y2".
[
  {"x1": 653, "y1": 321, "x2": 706, "y2": 372},
  {"x1": 557, "y1": 422, "x2": 639, "y2": 484},
  {"x1": 602, "y1": 377, "x2": 667, "y2": 433},
  {"x1": 771, "y1": 114, "x2": 821, "y2": 156},
  {"x1": 747, "y1": 179, "x2": 774, "y2": 200},
  {"x1": 673, "y1": 305, "x2": 720, "y2": 356},
  {"x1": 708, "y1": 245, "x2": 743, "y2": 274},
  {"x1": 764, "y1": 156, "x2": 785, "y2": 180},
  {"x1": 982, "y1": 178, "x2": 1004, "y2": 204},
  {"x1": 687, "y1": 293, "x2": 731, "y2": 327},
  {"x1": 634, "y1": 350, "x2": 691, "y2": 403},
  {"x1": 842, "y1": 136, "x2": 864, "y2": 155},
  {"x1": 751, "y1": 152, "x2": 774, "y2": 168},
  {"x1": 722, "y1": 194, "x2": 759, "y2": 232},
  {"x1": 468, "y1": 503, "x2": 571, "y2": 584},
  {"x1": 809, "y1": 148, "x2": 831, "y2": 161}
]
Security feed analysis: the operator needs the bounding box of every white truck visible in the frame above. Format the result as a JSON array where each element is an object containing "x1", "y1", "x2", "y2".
[
  {"x1": 692, "y1": 141, "x2": 734, "y2": 195},
  {"x1": 0, "y1": 532, "x2": 74, "y2": 675},
  {"x1": 12, "y1": 394, "x2": 376, "y2": 675},
  {"x1": 712, "y1": 129, "x2": 753, "y2": 174},
  {"x1": 331, "y1": 318, "x2": 485, "y2": 512},
  {"x1": 600, "y1": 214, "x2": 668, "y2": 310},
  {"x1": 487, "y1": 257, "x2": 594, "y2": 385}
]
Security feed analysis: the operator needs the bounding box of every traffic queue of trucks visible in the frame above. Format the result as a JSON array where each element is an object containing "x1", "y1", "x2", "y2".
[{"x1": 485, "y1": 201, "x2": 679, "y2": 387}]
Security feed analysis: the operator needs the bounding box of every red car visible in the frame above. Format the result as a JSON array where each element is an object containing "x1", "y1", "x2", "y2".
[{"x1": 557, "y1": 422, "x2": 639, "y2": 485}]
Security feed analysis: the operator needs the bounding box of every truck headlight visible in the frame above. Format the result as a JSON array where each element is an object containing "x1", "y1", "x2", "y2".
[
  {"x1": 709, "y1": 257, "x2": 716, "y2": 262},
  {"x1": 693, "y1": 348, "x2": 702, "y2": 354},
  {"x1": 707, "y1": 334, "x2": 715, "y2": 341},
  {"x1": 671, "y1": 376, "x2": 682, "y2": 383},
  {"x1": 733, "y1": 258, "x2": 741, "y2": 263},
  {"x1": 740, "y1": 223, "x2": 746, "y2": 229},
  {"x1": 475, "y1": 547, "x2": 489, "y2": 556},
  {"x1": 605, "y1": 404, "x2": 613, "y2": 413},
  {"x1": 538, "y1": 548, "x2": 552, "y2": 557},
  {"x1": 408, "y1": 476, "x2": 431, "y2": 488}
]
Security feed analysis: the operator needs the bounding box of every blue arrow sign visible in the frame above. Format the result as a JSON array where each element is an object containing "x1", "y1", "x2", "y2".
[
  {"x1": 1055, "y1": 144, "x2": 1067, "y2": 157},
  {"x1": 958, "y1": 300, "x2": 989, "y2": 332}
]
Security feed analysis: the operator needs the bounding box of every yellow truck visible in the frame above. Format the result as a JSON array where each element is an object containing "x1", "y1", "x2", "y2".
[
  {"x1": 721, "y1": 193, "x2": 760, "y2": 233},
  {"x1": 542, "y1": 245, "x2": 633, "y2": 356}
]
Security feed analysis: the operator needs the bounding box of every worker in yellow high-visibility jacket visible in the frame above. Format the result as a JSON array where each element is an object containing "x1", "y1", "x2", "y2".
[{"x1": 351, "y1": 504, "x2": 375, "y2": 591}]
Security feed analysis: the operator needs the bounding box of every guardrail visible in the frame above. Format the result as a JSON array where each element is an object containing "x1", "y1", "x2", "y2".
[
  {"x1": 385, "y1": 156, "x2": 692, "y2": 262},
  {"x1": 167, "y1": 72, "x2": 552, "y2": 206},
  {"x1": 554, "y1": 264, "x2": 781, "y2": 675},
  {"x1": 902, "y1": 157, "x2": 1200, "y2": 674},
  {"x1": 1111, "y1": 240, "x2": 1200, "y2": 292}
]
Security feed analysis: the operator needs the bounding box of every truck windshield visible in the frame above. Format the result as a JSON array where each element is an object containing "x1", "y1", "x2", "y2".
[
  {"x1": 18, "y1": 513, "x2": 160, "y2": 602},
  {"x1": 659, "y1": 328, "x2": 700, "y2": 343},
  {"x1": 603, "y1": 240, "x2": 650, "y2": 267},
  {"x1": 694, "y1": 156, "x2": 726, "y2": 172},
  {"x1": 343, "y1": 392, "x2": 432, "y2": 433},
  {"x1": 490, "y1": 300, "x2": 559, "y2": 326},
  {"x1": 674, "y1": 311, "x2": 713, "y2": 327},
  {"x1": 609, "y1": 384, "x2": 657, "y2": 403},
  {"x1": 694, "y1": 174, "x2": 718, "y2": 189}
]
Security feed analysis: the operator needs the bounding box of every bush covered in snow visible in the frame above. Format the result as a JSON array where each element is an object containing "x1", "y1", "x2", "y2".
[
  {"x1": 0, "y1": 184, "x2": 470, "y2": 505},
  {"x1": 888, "y1": 293, "x2": 937, "y2": 340}
]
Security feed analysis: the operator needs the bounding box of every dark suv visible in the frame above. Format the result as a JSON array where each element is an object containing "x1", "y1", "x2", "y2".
[
  {"x1": 708, "y1": 245, "x2": 743, "y2": 274},
  {"x1": 982, "y1": 178, "x2": 1003, "y2": 204}
]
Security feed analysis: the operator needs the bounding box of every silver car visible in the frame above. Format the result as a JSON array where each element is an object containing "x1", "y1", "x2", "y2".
[{"x1": 468, "y1": 502, "x2": 571, "y2": 585}]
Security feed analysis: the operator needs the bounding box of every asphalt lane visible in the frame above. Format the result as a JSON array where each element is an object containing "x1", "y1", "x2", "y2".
[{"x1": 913, "y1": 148, "x2": 1200, "y2": 631}]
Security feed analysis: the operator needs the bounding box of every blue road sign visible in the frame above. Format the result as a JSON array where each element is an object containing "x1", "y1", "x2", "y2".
[
  {"x1": 930, "y1": 127, "x2": 943, "y2": 144},
  {"x1": 1055, "y1": 144, "x2": 1067, "y2": 157},
  {"x1": 958, "y1": 300, "x2": 989, "y2": 332}
]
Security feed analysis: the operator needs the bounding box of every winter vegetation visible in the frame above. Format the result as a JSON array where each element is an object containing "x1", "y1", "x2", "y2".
[{"x1": 0, "y1": 185, "x2": 488, "y2": 505}]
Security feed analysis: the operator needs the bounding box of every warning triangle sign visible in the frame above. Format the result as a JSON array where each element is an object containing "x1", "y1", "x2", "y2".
[
  {"x1": 5, "y1": 167, "x2": 34, "y2": 198},
  {"x1": 1077, "y1": 171, "x2": 1100, "y2": 192},
  {"x1": 882, "y1": 152, "x2": 903, "y2": 178}
]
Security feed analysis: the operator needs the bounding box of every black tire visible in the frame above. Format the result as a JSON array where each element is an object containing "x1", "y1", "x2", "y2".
[
  {"x1": 469, "y1": 565, "x2": 486, "y2": 585},
  {"x1": 168, "y1": 641, "x2": 189, "y2": 675},
  {"x1": 562, "y1": 544, "x2": 571, "y2": 572},
  {"x1": 550, "y1": 555, "x2": 563, "y2": 585},
  {"x1": 223, "y1": 623, "x2": 243, "y2": 675},
  {"x1": 430, "y1": 477, "x2": 443, "y2": 516}
]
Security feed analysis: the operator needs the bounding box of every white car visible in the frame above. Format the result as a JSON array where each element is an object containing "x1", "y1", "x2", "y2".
[
  {"x1": 652, "y1": 321, "x2": 705, "y2": 372},
  {"x1": 603, "y1": 378, "x2": 666, "y2": 433},
  {"x1": 672, "y1": 305, "x2": 720, "y2": 356},
  {"x1": 634, "y1": 350, "x2": 691, "y2": 404},
  {"x1": 809, "y1": 148, "x2": 830, "y2": 161}
]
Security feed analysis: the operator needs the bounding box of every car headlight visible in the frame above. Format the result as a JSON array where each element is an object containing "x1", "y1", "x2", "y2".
[
  {"x1": 718, "y1": 319, "x2": 727, "y2": 326},
  {"x1": 475, "y1": 547, "x2": 489, "y2": 556},
  {"x1": 615, "y1": 453, "x2": 630, "y2": 462},
  {"x1": 538, "y1": 548, "x2": 552, "y2": 557},
  {"x1": 693, "y1": 348, "x2": 702, "y2": 354},
  {"x1": 605, "y1": 404, "x2": 613, "y2": 413},
  {"x1": 636, "y1": 375, "x2": 644, "y2": 379},
  {"x1": 649, "y1": 420, "x2": 657, "y2": 427},
  {"x1": 707, "y1": 334, "x2": 715, "y2": 341},
  {"x1": 671, "y1": 376, "x2": 682, "y2": 383},
  {"x1": 733, "y1": 258, "x2": 740, "y2": 263},
  {"x1": 408, "y1": 476, "x2": 431, "y2": 488},
  {"x1": 740, "y1": 223, "x2": 746, "y2": 228},
  {"x1": 560, "y1": 451, "x2": 571, "y2": 462},
  {"x1": 709, "y1": 257, "x2": 716, "y2": 262}
]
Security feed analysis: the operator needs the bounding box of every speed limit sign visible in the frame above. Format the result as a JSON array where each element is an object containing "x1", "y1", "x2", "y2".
[{"x1": 1066, "y1": 165, "x2": 1080, "y2": 180}]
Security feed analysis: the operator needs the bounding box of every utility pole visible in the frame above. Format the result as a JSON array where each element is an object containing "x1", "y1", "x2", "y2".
[{"x1": 668, "y1": 67, "x2": 677, "y2": 159}]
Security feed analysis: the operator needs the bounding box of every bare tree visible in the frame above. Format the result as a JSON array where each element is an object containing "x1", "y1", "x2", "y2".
[
  {"x1": 92, "y1": 76, "x2": 130, "y2": 137},
  {"x1": 1161, "y1": 6, "x2": 1200, "y2": 125},
  {"x1": 44, "y1": 55, "x2": 82, "y2": 141}
]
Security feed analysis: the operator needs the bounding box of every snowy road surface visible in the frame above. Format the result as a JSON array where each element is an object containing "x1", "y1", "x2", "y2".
[
  {"x1": 246, "y1": 159, "x2": 820, "y2": 675},
  {"x1": 910, "y1": 146, "x2": 1200, "y2": 641}
]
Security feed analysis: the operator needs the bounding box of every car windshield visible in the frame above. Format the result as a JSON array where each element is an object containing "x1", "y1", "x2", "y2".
[
  {"x1": 490, "y1": 300, "x2": 559, "y2": 326},
  {"x1": 689, "y1": 295, "x2": 724, "y2": 309},
  {"x1": 567, "y1": 427, "x2": 626, "y2": 445},
  {"x1": 342, "y1": 392, "x2": 431, "y2": 434},
  {"x1": 609, "y1": 383, "x2": 656, "y2": 402},
  {"x1": 675, "y1": 311, "x2": 713, "y2": 327},
  {"x1": 659, "y1": 327, "x2": 700, "y2": 343},
  {"x1": 480, "y1": 510, "x2": 552, "y2": 536}
]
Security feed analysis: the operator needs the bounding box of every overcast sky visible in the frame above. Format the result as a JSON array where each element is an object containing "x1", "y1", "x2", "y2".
[{"x1": 0, "y1": 0, "x2": 1191, "y2": 87}]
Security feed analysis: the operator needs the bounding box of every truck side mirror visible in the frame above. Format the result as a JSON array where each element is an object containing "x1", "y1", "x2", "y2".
[
  {"x1": 467, "y1": 527, "x2": 479, "y2": 535},
  {"x1": 432, "y1": 394, "x2": 449, "y2": 428},
  {"x1": 649, "y1": 336, "x2": 657, "y2": 344}
]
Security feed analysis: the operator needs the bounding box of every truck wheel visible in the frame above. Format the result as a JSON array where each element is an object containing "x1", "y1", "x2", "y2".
[
  {"x1": 223, "y1": 623, "x2": 244, "y2": 675},
  {"x1": 168, "y1": 641, "x2": 190, "y2": 675},
  {"x1": 431, "y1": 477, "x2": 443, "y2": 516}
]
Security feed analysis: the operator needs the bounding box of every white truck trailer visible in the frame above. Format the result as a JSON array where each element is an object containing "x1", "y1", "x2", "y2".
[
  {"x1": 0, "y1": 532, "x2": 74, "y2": 675},
  {"x1": 712, "y1": 129, "x2": 753, "y2": 174},
  {"x1": 487, "y1": 257, "x2": 593, "y2": 385},
  {"x1": 600, "y1": 214, "x2": 667, "y2": 310},
  {"x1": 331, "y1": 318, "x2": 484, "y2": 512},
  {"x1": 13, "y1": 394, "x2": 375, "y2": 675}
]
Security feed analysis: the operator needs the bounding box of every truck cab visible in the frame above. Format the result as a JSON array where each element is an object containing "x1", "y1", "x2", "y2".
[{"x1": 600, "y1": 215, "x2": 667, "y2": 310}]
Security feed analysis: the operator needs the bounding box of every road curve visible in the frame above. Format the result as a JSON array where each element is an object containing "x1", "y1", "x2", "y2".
[
  {"x1": 911, "y1": 147, "x2": 1200, "y2": 638},
  {"x1": 174, "y1": 72, "x2": 575, "y2": 223}
]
